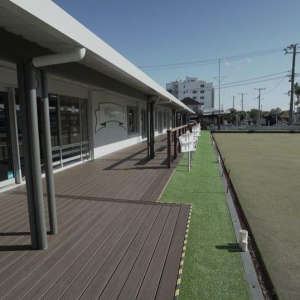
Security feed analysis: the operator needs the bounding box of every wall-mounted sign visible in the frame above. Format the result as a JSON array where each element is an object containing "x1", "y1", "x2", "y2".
[{"x1": 95, "y1": 102, "x2": 126, "y2": 133}]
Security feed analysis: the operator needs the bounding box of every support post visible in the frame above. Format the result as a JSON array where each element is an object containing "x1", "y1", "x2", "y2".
[
  {"x1": 167, "y1": 130, "x2": 171, "y2": 168},
  {"x1": 8, "y1": 87, "x2": 22, "y2": 184},
  {"x1": 26, "y1": 62, "x2": 48, "y2": 249},
  {"x1": 149, "y1": 101, "x2": 155, "y2": 159},
  {"x1": 17, "y1": 63, "x2": 38, "y2": 248},
  {"x1": 41, "y1": 70, "x2": 58, "y2": 235},
  {"x1": 146, "y1": 102, "x2": 150, "y2": 160},
  {"x1": 17, "y1": 62, "x2": 48, "y2": 250},
  {"x1": 174, "y1": 131, "x2": 177, "y2": 160},
  {"x1": 178, "y1": 129, "x2": 182, "y2": 153}
]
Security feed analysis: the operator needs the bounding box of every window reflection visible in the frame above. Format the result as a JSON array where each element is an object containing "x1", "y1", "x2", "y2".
[{"x1": 60, "y1": 95, "x2": 81, "y2": 145}]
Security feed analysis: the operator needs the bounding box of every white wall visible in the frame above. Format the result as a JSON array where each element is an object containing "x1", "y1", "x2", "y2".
[
  {"x1": 92, "y1": 91, "x2": 146, "y2": 159},
  {"x1": 91, "y1": 91, "x2": 173, "y2": 158}
]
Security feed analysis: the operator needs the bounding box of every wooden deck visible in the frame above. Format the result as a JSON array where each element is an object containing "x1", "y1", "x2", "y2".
[
  {"x1": 0, "y1": 136, "x2": 189, "y2": 299},
  {"x1": 14, "y1": 134, "x2": 180, "y2": 202}
]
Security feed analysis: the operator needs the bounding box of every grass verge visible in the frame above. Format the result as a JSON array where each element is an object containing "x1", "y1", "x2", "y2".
[{"x1": 160, "y1": 131, "x2": 250, "y2": 300}]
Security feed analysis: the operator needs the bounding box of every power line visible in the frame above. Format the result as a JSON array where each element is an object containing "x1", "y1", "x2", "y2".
[
  {"x1": 180, "y1": 73, "x2": 289, "y2": 93},
  {"x1": 262, "y1": 77, "x2": 287, "y2": 96},
  {"x1": 139, "y1": 46, "x2": 284, "y2": 70}
]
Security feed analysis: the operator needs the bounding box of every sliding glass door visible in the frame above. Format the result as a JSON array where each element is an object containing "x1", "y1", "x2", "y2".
[{"x1": 0, "y1": 91, "x2": 14, "y2": 186}]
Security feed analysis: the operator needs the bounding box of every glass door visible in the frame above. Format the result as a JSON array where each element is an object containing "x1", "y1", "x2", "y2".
[
  {"x1": 141, "y1": 109, "x2": 147, "y2": 138},
  {"x1": 0, "y1": 91, "x2": 14, "y2": 186}
]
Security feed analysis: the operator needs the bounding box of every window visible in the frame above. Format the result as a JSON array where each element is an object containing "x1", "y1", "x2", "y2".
[
  {"x1": 193, "y1": 90, "x2": 197, "y2": 94},
  {"x1": 201, "y1": 96, "x2": 204, "y2": 99},
  {"x1": 201, "y1": 84, "x2": 204, "y2": 88},
  {"x1": 60, "y1": 95, "x2": 81, "y2": 145},
  {"x1": 80, "y1": 99, "x2": 88, "y2": 141},
  {"x1": 201, "y1": 90, "x2": 204, "y2": 94},
  {"x1": 193, "y1": 97, "x2": 197, "y2": 100},
  {"x1": 127, "y1": 106, "x2": 138, "y2": 134},
  {"x1": 49, "y1": 94, "x2": 59, "y2": 146},
  {"x1": 164, "y1": 111, "x2": 167, "y2": 127}
]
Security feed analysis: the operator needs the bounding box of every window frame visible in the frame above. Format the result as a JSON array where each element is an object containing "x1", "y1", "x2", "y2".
[{"x1": 127, "y1": 105, "x2": 138, "y2": 135}]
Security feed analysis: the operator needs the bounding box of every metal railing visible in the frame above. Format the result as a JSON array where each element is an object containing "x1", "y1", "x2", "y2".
[{"x1": 51, "y1": 141, "x2": 90, "y2": 169}]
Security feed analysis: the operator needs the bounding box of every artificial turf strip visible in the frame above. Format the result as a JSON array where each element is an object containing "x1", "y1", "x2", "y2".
[{"x1": 160, "y1": 131, "x2": 250, "y2": 300}]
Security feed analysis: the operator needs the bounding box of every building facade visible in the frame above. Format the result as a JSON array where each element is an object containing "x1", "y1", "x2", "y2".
[
  {"x1": 166, "y1": 77, "x2": 214, "y2": 109},
  {"x1": 0, "y1": 0, "x2": 193, "y2": 190}
]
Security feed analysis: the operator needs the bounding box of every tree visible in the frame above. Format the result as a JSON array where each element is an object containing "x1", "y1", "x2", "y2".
[
  {"x1": 294, "y1": 83, "x2": 300, "y2": 112},
  {"x1": 295, "y1": 83, "x2": 300, "y2": 102},
  {"x1": 249, "y1": 109, "x2": 260, "y2": 123},
  {"x1": 239, "y1": 111, "x2": 247, "y2": 121},
  {"x1": 228, "y1": 108, "x2": 237, "y2": 124},
  {"x1": 270, "y1": 107, "x2": 281, "y2": 115}
]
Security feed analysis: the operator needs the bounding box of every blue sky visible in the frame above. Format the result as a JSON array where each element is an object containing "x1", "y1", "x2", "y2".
[{"x1": 53, "y1": 0, "x2": 300, "y2": 111}]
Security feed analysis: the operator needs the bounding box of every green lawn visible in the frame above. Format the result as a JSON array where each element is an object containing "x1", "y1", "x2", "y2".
[
  {"x1": 214, "y1": 133, "x2": 300, "y2": 300},
  {"x1": 160, "y1": 131, "x2": 250, "y2": 300}
]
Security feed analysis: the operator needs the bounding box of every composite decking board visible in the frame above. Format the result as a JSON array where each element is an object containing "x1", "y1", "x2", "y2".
[
  {"x1": 140, "y1": 169, "x2": 173, "y2": 202},
  {"x1": 0, "y1": 195, "x2": 27, "y2": 214},
  {"x1": 0, "y1": 197, "x2": 75, "y2": 242},
  {"x1": 112, "y1": 170, "x2": 157, "y2": 201},
  {"x1": 53, "y1": 194, "x2": 183, "y2": 207},
  {"x1": 0, "y1": 198, "x2": 78, "y2": 262},
  {"x1": 0, "y1": 134, "x2": 189, "y2": 299},
  {"x1": 82, "y1": 206, "x2": 159, "y2": 299},
  {"x1": 0, "y1": 200, "x2": 102, "y2": 296},
  {"x1": 155, "y1": 204, "x2": 190, "y2": 300},
  {"x1": 42, "y1": 203, "x2": 137, "y2": 300},
  {"x1": 99, "y1": 205, "x2": 164, "y2": 300},
  {"x1": 22, "y1": 203, "x2": 131, "y2": 300},
  {"x1": 136, "y1": 206, "x2": 181, "y2": 300},
  {"x1": 60, "y1": 204, "x2": 147, "y2": 300},
  {"x1": 5, "y1": 202, "x2": 121, "y2": 300},
  {"x1": 0, "y1": 200, "x2": 86, "y2": 268},
  {"x1": 57, "y1": 204, "x2": 145, "y2": 300},
  {"x1": 117, "y1": 206, "x2": 172, "y2": 300}
]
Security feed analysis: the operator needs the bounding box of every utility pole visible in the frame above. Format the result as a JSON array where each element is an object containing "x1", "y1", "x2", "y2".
[
  {"x1": 233, "y1": 96, "x2": 235, "y2": 109},
  {"x1": 239, "y1": 93, "x2": 247, "y2": 111},
  {"x1": 213, "y1": 59, "x2": 226, "y2": 129},
  {"x1": 255, "y1": 88, "x2": 266, "y2": 119},
  {"x1": 285, "y1": 44, "x2": 299, "y2": 124}
]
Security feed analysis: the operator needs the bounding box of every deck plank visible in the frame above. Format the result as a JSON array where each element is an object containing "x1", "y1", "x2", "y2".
[
  {"x1": 59, "y1": 204, "x2": 145, "y2": 300},
  {"x1": 0, "y1": 134, "x2": 189, "y2": 300},
  {"x1": 155, "y1": 204, "x2": 190, "y2": 300},
  {"x1": 117, "y1": 206, "x2": 171, "y2": 300},
  {"x1": 136, "y1": 206, "x2": 180, "y2": 300}
]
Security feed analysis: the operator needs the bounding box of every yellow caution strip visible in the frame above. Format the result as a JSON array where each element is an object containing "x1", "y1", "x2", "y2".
[{"x1": 173, "y1": 205, "x2": 193, "y2": 300}]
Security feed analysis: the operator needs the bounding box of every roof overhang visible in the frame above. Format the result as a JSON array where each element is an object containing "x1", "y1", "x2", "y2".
[{"x1": 0, "y1": 0, "x2": 194, "y2": 114}]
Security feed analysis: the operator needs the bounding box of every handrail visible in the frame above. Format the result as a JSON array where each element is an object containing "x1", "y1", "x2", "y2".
[
  {"x1": 167, "y1": 124, "x2": 194, "y2": 168},
  {"x1": 169, "y1": 124, "x2": 189, "y2": 133},
  {"x1": 52, "y1": 140, "x2": 89, "y2": 151}
]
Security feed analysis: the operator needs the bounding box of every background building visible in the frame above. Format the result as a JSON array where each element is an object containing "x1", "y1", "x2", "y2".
[{"x1": 166, "y1": 77, "x2": 214, "y2": 109}]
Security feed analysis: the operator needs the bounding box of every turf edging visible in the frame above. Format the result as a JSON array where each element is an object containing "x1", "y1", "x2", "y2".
[{"x1": 160, "y1": 131, "x2": 251, "y2": 300}]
